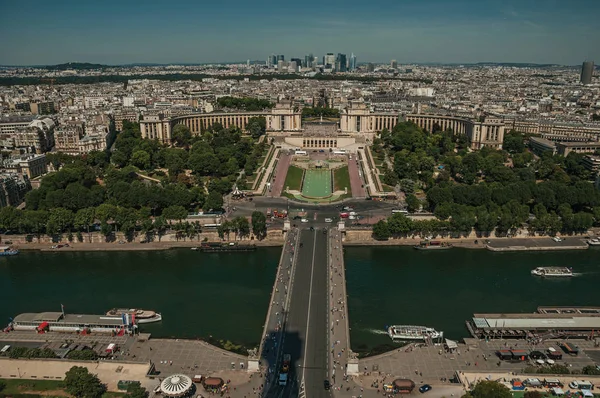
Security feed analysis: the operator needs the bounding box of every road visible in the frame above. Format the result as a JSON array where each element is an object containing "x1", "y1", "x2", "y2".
[{"x1": 271, "y1": 226, "x2": 330, "y2": 398}]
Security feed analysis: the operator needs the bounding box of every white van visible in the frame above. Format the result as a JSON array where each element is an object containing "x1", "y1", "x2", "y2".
[{"x1": 324, "y1": 218, "x2": 333, "y2": 223}]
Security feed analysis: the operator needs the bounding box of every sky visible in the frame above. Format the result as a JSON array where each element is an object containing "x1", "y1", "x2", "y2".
[{"x1": 0, "y1": 0, "x2": 599, "y2": 66}]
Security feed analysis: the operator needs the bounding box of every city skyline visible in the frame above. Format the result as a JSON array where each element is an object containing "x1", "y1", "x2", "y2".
[{"x1": 1, "y1": 0, "x2": 599, "y2": 66}]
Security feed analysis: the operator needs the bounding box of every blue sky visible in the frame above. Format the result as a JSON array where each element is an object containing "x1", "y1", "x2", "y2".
[{"x1": 0, "y1": 0, "x2": 598, "y2": 65}]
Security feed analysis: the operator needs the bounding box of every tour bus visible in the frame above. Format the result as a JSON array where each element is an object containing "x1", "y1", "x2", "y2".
[
  {"x1": 391, "y1": 209, "x2": 409, "y2": 215},
  {"x1": 295, "y1": 150, "x2": 307, "y2": 155},
  {"x1": 333, "y1": 150, "x2": 346, "y2": 155}
]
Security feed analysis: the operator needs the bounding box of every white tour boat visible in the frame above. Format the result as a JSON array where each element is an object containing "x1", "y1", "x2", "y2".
[
  {"x1": 106, "y1": 309, "x2": 162, "y2": 324},
  {"x1": 386, "y1": 325, "x2": 443, "y2": 341},
  {"x1": 531, "y1": 267, "x2": 573, "y2": 277}
]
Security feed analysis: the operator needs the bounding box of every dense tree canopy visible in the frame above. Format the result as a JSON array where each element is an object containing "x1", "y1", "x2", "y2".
[
  {"x1": 216, "y1": 96, "x2": 273, "y2": 111},
  {"x1": 64, "y1": 366, "x2": 106, "y2": 398},
  {"x1": 374, "y1": 121, "x2": 600, "y2": 238}
]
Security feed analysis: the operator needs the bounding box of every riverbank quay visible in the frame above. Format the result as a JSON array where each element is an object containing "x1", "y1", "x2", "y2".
[
  {"x1": 0, "y1": 331, "x2": 268, "y2": 397},
  {"x1": 4, "y1": 231, "x2": 286, "y2": 252},
  {"x1": 342, "y1": 230, "x2": 593, "y2": 251},
  {"x1": 355, "y1": 338, "x2": 599, "y2": 393},
  {"x1": 487, "y1": 237, "x2": 589, "y2": 251}
]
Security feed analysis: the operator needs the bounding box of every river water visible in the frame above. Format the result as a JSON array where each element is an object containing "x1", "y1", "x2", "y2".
[
  {"x1": 0, "y1": 248, "x2": 280, "y2": 348},
  {"x1": 1, "y1": 247, "x2": 598, "y2": 354},
  {"x1": 344, "y1": 246, "x2": 599, "y2": 353}
]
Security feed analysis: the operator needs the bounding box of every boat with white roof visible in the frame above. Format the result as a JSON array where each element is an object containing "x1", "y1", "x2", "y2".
[
  {"x1": 386, "y1": 325, "x2": 443, "y2": 341},
  {"x1": 106, "y1": 308, "x2": 162, "y2": 324},
  {"x1": 531, "y1": 267, "x2": 573, "y2": 277}
]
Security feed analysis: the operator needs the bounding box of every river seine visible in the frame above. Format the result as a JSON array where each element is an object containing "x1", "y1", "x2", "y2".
[
  {"x1": 1, "y1": 247, "x2": 598, "y2": 353},
  {"x1": 344, "y1": 246, "x2": 599, "y2": 353},
  {"x1": 0, "y1": 248, "x2": 280, "y2": 348}
]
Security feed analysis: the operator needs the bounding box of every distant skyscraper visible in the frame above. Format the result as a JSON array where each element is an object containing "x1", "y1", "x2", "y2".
[
  {"x1": 391, "y1": 59, "x2": 398, "y2": 69},
  {"x1": 324, "y1": 53, "x2": 335, "y2": 68},
  {"x1": 304, "y1": 53, "x2": 314, "y2": 68},
  {"x1": 581, "y1": 61, "x2": 594, "y2": 85},
  {"x1": 277, "y1": 54, "x2": 285, "y2": 62},
  {"x1": 291, "y1": 58, "x2": 302, "y2": 70},
  {"x1": 336, "y1": 53, "x2": 347, "y2": 72},
  {"x1": 367, "y1": 63, "x2": 375, "y2": 72},
  {"x1": 349, "y1": 53, "x2": 357, "y2": 71}
]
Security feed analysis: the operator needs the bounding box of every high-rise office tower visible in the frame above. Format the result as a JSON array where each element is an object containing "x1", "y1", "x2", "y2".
[
  {"x1": 336, "y1": 53, "x2": 347, "y2": 72},
  {"x1": 324, "y1": 53, "x2": 335, "y2": 68},
  {"x1": 581, "y1": 61, "x2": 594, "y2": 85},
  {"x1": 349, "y1": 53, "x2": 357, "y2": 71},
  {"x1": 277, "y1": 54, "x2": 285, "y2": 62},
  {"x1": 391, "y1": 59, "x2": 398, "y2": 69},
  {"x1": 367, "y1": 63, "x2": 375, "y2": 72},
  {"x1": 304, "y1": 53, "x2": 314, "y2": 68},
  {"x1": 291, "y1": 58, "x2": 302, "y2": 70}
]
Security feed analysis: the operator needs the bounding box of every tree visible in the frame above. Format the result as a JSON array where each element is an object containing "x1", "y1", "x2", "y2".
[
  {"x1": 67, "y1": 349, "x2": 98, "y2": 360},
  {"x1": 503, "y1": 131, "x2": 525, "y2": 153},
  {"x1": 162, "y1": 205, "x2": 188, "y2": 222},
  {"x1": 233, "y1": 216, "x2": 250, "y2": 239},
  {"x1": 125, "y1": 383, "x2": 148, "y2": 398},
  {"x1": 46, "y1": 208, "x2": 74, "y2": 235},
  {"x1": 171, "y1": 124, "x2": 192, "y2": 147},
  {"x1": 131, "y1": 150, "x2": 151, "y2": 170},
  {"x1": 251, "y1": 211, "x2": 267, "y2": 239},
  {"x1": 372, "y1": 220, "x2": 390, "y2": 240},
  {"x1": 462, "y1": 380, "x2": 511, "y2": 398},
  {"x1": 205, "y1": 191, "x2": 224, "y2": 211},
  {"x1": 246, "y1": 116, "x2": 267, "y2": 139},
  {"x1": 64, "y1": 366, "x2": 106, "y2": 398},
  {"x1": 405, "y1": 194, "x2": 421, "y2": 213},
  {"x1": 74, "y1": 207, "x2": 96, "y2": 242}
]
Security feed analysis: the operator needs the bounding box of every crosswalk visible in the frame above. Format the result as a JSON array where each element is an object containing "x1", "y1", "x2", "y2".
[{"x1": 298, "y1": 381, "x2": 306, "y2": 398}]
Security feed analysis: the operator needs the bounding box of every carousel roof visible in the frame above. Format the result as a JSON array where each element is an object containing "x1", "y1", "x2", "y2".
[{"x1": 160, "y1": 374, "x2": 193, "y2": 397}]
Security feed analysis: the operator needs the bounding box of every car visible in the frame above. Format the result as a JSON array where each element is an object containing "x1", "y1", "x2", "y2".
[
  {"x1": 419, "y1": 384, "x2": 432, "y2": 393},
  {"x1": 568, "y1": 381, "x2": 578, "y2": 389},
  {"x1": 310, "y1": 226, "x2": 314, "y2": 231},
  {"x1": 324, "y1": 380, "x2": 330, "y2": 390},
  {"x1": 324, "y1": 218, "x2": 333, "y2": 223},
  {"x1": 553, "y1": 236, "x2": 562, "y2": 242},
  {"x1": 301, "y1": 218, "x2": 309, "y2": 223},
  {"x1": 322, "y1": 228, "x2": 327, "y2": 234}
]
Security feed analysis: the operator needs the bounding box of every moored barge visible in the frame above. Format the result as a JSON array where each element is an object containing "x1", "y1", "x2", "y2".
[
  {"x1": 9, "y1": 311, "x2": 136, "y2": 334},
  {"x1": 200, "y1": 242, "x2": 256, "y2": 252}
]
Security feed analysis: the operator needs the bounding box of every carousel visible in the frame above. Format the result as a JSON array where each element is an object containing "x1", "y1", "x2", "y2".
[{"x1": 160, "y1": 374, "x2": 193, "y2": 397}]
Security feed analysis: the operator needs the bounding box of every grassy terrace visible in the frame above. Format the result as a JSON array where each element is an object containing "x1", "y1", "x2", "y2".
[
  {"x1": 0, "y1": 378, "x2": 125, "y2": 397},
  {"x1": 283, "y1": 165, "x2": 304, "y2": 191},
  {"x1": 333, "y1": 166, "x2": 352, "y2": 194}
]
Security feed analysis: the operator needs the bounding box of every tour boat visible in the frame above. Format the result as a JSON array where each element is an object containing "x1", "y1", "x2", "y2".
[
  {"x1": 586, "y1": 238, "x2": 600, "y2": 246},
  {"x1": 414, "y1": 241, "x2": 452, "y2": 250},
  {"x1": 530, "y1": 267, "x2": 573, "y2": 277},
  {"x1": 0, "y1": 246, "x2": 19, "y2": 256},
  {"x1": 386, "y1": 325, "x2": 443, "y2": 341},
  {"x1": 106, "y1": 309, "x2": 162, "y2": 324}
]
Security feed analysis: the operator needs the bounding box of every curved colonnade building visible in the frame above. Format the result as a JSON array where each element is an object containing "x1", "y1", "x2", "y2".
[{"x1": 140, "y1": 100, "x2": 505, "y2": 150}]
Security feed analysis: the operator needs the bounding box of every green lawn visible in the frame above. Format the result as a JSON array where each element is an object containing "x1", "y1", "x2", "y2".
[
  {"x1": 0, "y1": 378, "x2": 65, "y2": 393},
  {"x1": 283, "y1": 165, "x2": 304, "y2": 191},
  {"x1": 333, "y1": 166, "x2": 351, "y2": 194},
  {"x1": 302, "y1": 170, "x2": 332, "y2": 197},
  {"x1": 0, "y1": 378, "x2": 126, "y2": 397}
]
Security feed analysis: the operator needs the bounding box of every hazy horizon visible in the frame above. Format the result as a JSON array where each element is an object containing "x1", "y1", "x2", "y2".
[{"x1": 1, "y1": 0, "x2": 598, "y2": 66}]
